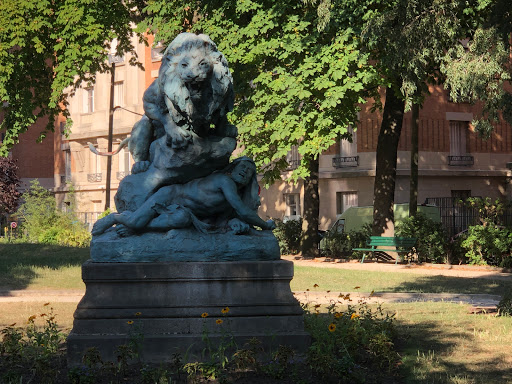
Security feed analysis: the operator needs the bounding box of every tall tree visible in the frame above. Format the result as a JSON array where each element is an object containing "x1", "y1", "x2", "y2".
[
  {"x1": 361, "y1": 0, "x2": 482, "y2": 235},
  {"x1": 140, "y1": 0, "x2": 378, "y2": 256},
  {"x1": 0, "y1": 157, "x2": 21, "y2": 215},
  {"x1": 0, "y1": 0, "x2": 146, "y2": 156}
]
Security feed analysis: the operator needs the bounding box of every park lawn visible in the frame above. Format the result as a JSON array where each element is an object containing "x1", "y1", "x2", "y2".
[
  {"x1": 0, "y1": 243, "x2": 89, "y2": 290},
  {"x1": 393, "y1": 301, "x2": 512, "y2": 384},
  {"x1": 291, "y1": 265, "x2": 511, "y2": 296}
]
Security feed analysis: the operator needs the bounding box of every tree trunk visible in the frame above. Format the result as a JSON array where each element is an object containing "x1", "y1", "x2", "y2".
[
  {"x1": 372, "y1": 88, "x2": 405, "y2": 236},
  {"x1": 301, "y1": 156, "x2": 320, "y2": 258},
  {"x1": 409, "y1": 102, "x2": 419, "y2": 217}
]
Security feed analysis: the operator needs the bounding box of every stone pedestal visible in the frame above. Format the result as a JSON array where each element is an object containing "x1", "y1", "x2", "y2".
[{"x1": 67, "y1": 260, "x2": 309, "y2": 365}]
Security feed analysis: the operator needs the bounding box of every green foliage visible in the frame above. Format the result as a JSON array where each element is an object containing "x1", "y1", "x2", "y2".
[
  {"x1": 497, "y1": 288, "x2": 512, "y2": 316},
  {"x1": 139, "y1": 0, "x2": 379, "y2": 183},
  {"x1": 16, "y1": 180, "x2": 90, "y2": 247},
  {"x1": 0, "y1": 304, "x2": 64, "y2": 383},
  {"x1": 395, "y1": 213, "x2": 448, "y2": 263},
  {"x1": 461, "y1": 224, "x2": 512, "y2": 266},
  {"x1": 459, "y1": 197, "x2": 512, "y2": 266},
  {"x1": 304, "y1": 294, "x2": 398, "y2": 381},
  {"x1": 273, "y1": 218, "x2": 302, "y2": 255},
  {"x1": 0, "y1": 157, "x2": 21, "y2": 215},
  {"x1": 442, "y1": 27, "x2": 512, "y2": 137},
  {"x1": 0, "y1": 0, "x2": 144, "y2": 155},
  {"x1": 322, "y1": 224, "x2": 371, "y2": 259}
]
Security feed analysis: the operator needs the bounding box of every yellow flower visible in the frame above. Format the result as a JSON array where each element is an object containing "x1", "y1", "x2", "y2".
[
  {"x1": 27, "y1": 315, "x2": 36, "y2": 323},
  {"x1": 135, "y1": 312, "x2": 142, "y2": 316},
  {"x1": 313, "y1": 284, "x2": 319, "y2": 288},
  {"x1": 334, "y1": 313, "x2": 343, "y2": 319},
  {"x1": 201, "y1": 312, "x2": 209, "y2": 318},
  {"x1": 127, "y1": 320, "x2": 134, "y2": 325},
  {"x1": 43, "y1": 302, "x2": 50, "y2": 306},
  {"x1": 350, "y1": 313, "x2": 360, "y2": 320},
  {"x1": 221, "y1": 307, "x2": 230, "y2": 314},
  {"x1": 8, "y1": 323, "x2": 16, "y2": 327},
  {"x1": 328, "y1": 323, "x2": 336, "y2": 332},
  {"x1": 216, "y1": 319, "x2": 223, "y2": 325}
]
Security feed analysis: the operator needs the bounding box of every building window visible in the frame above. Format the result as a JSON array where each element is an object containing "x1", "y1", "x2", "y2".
[
  {"x1": 286, "y1": 145, "x2": 300, "y2": 170},
  {"x1": 83, "y1": 87, "x2": 94, "y2": 114},
  {"x1": 449, "y1": 121, "x2": 473, "y2": 166},
  {"x1": 336, "y1": 192, "x2": 358, "y2": 215},
  {"x1": 333, "y1": 126, "x2": 358, "y2": 168},
  {"x1": 114, "y1": 81, "x2": 124, "y2": 107},
  {"x1": 284, "y1": 193, "x2": 301, "y2": 219},
  {"x1": 451, "y1": 190, "x2": 471, "y2": 200},
  {"x1": 64, "y1": 149, "x2": 72, "y2": 183},
  {"x1": 339, "y1": 125, "x2": 357, "y2": 157}
]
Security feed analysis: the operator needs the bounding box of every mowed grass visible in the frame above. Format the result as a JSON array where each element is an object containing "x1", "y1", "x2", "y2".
[
  {"x1": 0, "y1": 243, "x2": 89, "y2": 290},
  {"x1": 291, "y1": 265, "x2": 511, "y2": 296},
  {"x1": 392, "y1": 301, "x2": 512, "y2": 383}
]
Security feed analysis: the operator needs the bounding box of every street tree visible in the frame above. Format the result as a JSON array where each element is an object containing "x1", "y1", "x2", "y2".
[
  {"x1": 0, "y1": 0, "x2": 146, "y2": 156},
  {"x1": 140, "y1": 0, "x2": 378, "y2": 256},
  {"x1": 0, "y1": 157, "x2": 21, "y2": 215}
]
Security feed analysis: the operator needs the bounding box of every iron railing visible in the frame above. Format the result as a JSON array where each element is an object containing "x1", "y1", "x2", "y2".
[
  {"x1": 87, "y1": 173, "x2": 102, "y2": 182},
  {"x1": 332, "y1": 155, "x2": 359, "y2": 168}
]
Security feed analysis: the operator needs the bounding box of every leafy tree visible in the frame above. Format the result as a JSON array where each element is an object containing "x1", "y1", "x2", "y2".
[
  {"x1": 0, "y1": 157, "x2": 21, "y2": 216},
  {"x1": 16, "y1": 179, "x2": 90, "y2": 247},
  {"x1": 140, "y1": 0, "x2": 378, "y2": 256},
  {"x1": 0, "y1": 0, "x2": 145, "y2": 156},
  {"x1": 360, "y1": 0, "x2": 483, "y2": 235}
]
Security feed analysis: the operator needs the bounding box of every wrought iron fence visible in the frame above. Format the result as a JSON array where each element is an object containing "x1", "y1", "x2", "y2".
[
  {"x1": 76, "y1": 212, "x2": 104, "y2": 231},
  {"x1": 424, "y1": 197, "x2": 512, "y2": 238}
]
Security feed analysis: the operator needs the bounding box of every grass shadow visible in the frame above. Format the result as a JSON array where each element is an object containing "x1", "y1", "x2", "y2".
[
  {"x1": 0, "y1": 243, "x2": 89, "y2": 292},
  {"x1": 394, "y1": 308, "x2": 512, "y2": 383},
  {"x1": 391, "y1": 274, "x2": 512, "y2": 296}
]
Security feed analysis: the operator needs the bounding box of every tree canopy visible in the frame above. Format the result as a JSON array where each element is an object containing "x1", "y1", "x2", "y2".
[
  {"x1": 139, "y1": 0, "x2": 379, "y2": 184},
  {"x1": 0, "y1": 0, "x2": 145, "y2": 156}
]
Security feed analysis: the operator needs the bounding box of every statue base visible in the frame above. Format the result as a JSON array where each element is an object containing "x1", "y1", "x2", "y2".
[
  {"x1": 90, "y1": 228, "x2": 280, "y2": 262},
  {"x1": 67, "y1": 260, "x2": 309, "y2": 365}
]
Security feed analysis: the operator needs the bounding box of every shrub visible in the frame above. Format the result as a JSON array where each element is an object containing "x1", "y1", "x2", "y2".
[
  {"x1": 322, "y1": 224, "x2": 371, "y2": 259},
  {"x1": 16, "y1": 180, "x2": 91, "y2": 247},
  {"x1": 461, "y1": 224, "x2": 512, "y2": 266},
  {"x1": 395, "y1": 213, "x2": 448, "y2": 263},
  {"x1": 304, "y1": 294, "x2": 398, "y2": 381},
  {"x1": 273, "y1": 218, "x2": 302, "y2": 254}
]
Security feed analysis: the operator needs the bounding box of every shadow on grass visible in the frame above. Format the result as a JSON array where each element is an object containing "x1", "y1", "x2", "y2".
[
  {"x1": 0, "y1": 243, "x2": 89, "y2": 292},
  {"x1": 391, "y1": 274, "x2": 512, "y2": 296},
  {"x1": 395, "y1": 317, "x2": 512, "y2": 383}
]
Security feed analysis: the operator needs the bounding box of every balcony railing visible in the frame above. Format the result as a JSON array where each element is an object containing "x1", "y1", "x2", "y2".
[
  {"x1": 87, "y1": 173, "x2": 102, "y2": 182},
  {"x1": 332, "y1": 155, "x2": 359, "y2": 168},
  {"x1": 116, "y1": 171, "x2": 130, "y2": 180},
  {"x1": 448, "y1": 155, "x2": 474, "y2": 166}
]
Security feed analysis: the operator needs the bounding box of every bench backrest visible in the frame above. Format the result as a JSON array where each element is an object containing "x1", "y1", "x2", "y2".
[{"x1": 368, "y1": 236, "x2": 417, "y2": 248}]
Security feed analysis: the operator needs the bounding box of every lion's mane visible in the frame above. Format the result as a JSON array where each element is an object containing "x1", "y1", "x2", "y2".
[{"x1": 158, "y1": 33, "x2": 234, "y2": 137}]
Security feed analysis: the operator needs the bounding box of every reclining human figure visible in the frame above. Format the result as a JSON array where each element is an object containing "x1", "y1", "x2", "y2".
[{"x1": 92, "y1": 157, "x2": 275, "y2": 236}]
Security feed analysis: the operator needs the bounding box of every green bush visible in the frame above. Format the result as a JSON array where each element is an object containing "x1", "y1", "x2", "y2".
[
  {"x1": 395, "y1": 213, "x2": 448, "y2": 263},
  {"x1": 461, "y1": 224, "x2": 512, "y2": 266},
  {"x1": 273, "y1": 218, "x2": 302, "y2": 255},
  {"x1": 16, "y1": 180, "x2": 91, "y2": 247},
  {"x1": 322, "y1": 224, "x2": 371, "y2": 259}
]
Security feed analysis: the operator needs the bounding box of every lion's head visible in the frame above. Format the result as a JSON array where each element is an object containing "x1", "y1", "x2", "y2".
[{"x1": 158, "y1": 33, "x2": 234, "y2": 136}]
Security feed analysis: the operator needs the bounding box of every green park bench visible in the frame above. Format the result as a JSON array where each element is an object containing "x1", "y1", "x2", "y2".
[{"x1": 353, "y1": 236, "x2": 417, "y2": 264}]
